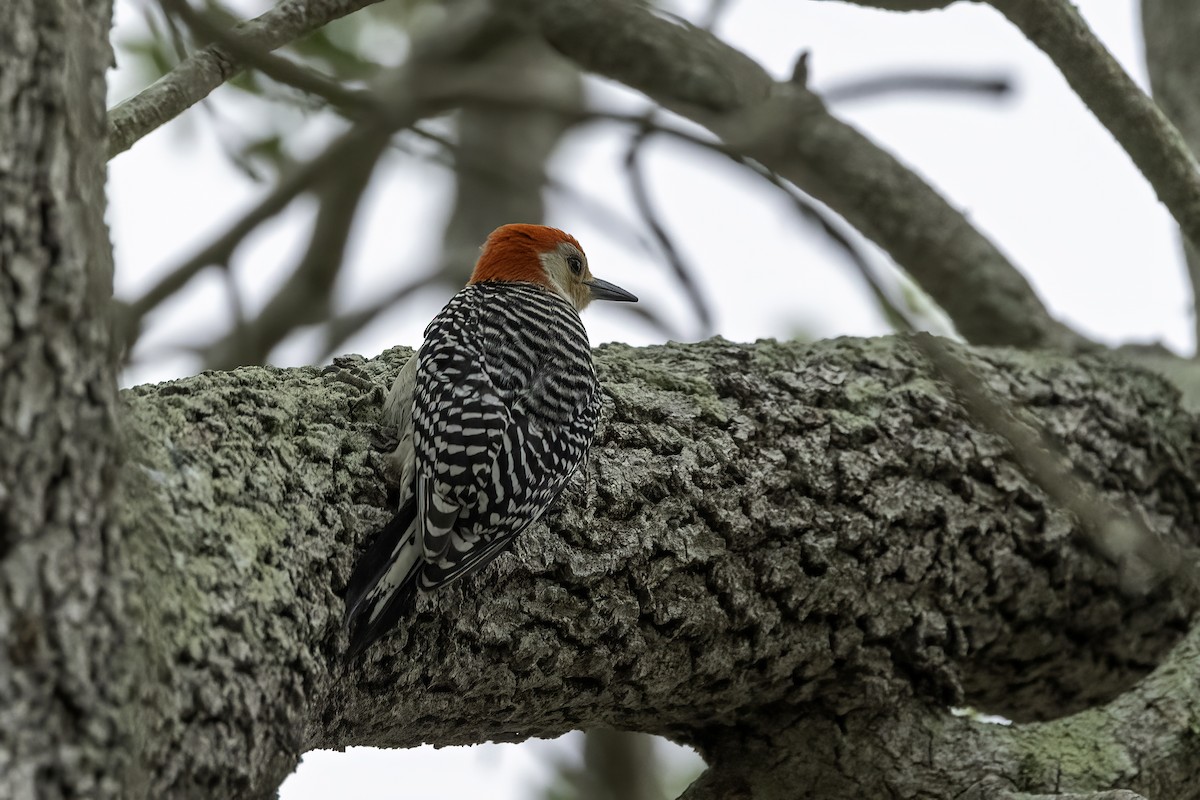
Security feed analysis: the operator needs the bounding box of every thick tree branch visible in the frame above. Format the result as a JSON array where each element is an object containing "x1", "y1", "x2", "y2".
[
  {"x1": 499, "y1": 0, "x2": 1086, "y2": 350},
  {"x1": 918, "y1": 332, "x2": 1196, "y2": 594},
  {"x1": 115, "y1": 337, "x2": 1200, "y2": 796},
  {"x1": 688, "y1": 614, "x2": 1200, "y2": 798},
  {"x1": 625, "y1": 120, "x2": 715, "y2": 336},
  {"x1": 107, "y1": 0, "x2": 383, "y2": 157}
]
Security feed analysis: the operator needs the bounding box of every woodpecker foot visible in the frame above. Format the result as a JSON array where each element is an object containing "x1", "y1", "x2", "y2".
[
  {"x1": 321, "y1": 361, "x2": 385, "y2": 413},
  {"x1": 321, "y1": 361, "x2": 376, "y2": 392},
  {"x1": 371, "y1": 429, "x2": 401, "y2": 454}
]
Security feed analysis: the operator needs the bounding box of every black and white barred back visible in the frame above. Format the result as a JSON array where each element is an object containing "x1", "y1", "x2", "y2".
[{"x1": 344, "y1": 281, "x2": 600, "y2": 659}]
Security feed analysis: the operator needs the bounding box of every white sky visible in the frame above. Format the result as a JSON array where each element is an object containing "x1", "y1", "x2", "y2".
[{"x1": 105, "y1": 0, "x2": 1185, "y2": 797}]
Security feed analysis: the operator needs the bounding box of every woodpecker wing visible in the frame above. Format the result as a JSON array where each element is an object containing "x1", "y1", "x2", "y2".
[
  {"x1": 342, "y1": 501, "x2": 422, "y2": 661},
  {"x1": 381, "y1": 353, "x2": 419, "y2": 507},
  {"x1": 410, "y1": 287, "x2": 499, "y2": 559},
  {"x1": 411, "y1": 283, "x2": 600, "y2": 593}
]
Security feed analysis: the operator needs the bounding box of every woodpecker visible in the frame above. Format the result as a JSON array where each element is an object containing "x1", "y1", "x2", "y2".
[{"x1": 343, "y1": 224, "x2": 637, "y2": 660}]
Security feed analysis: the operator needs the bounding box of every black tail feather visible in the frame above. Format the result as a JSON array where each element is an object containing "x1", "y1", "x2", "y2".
[
  {"x1": 344, "y1": 580, "x2": 419, "y2": 663},
  {"x1": 343, "y1": 501, "x2": 419, "y2": 662}
]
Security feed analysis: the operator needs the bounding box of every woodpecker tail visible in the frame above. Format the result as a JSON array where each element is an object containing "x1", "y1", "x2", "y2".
[{"x1": 343, "y1": 500, "x2": 422, "y2": 662}]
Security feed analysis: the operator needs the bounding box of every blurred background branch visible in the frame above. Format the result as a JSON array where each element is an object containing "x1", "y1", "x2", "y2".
[
  {"x1": 989, "y1": 0, "x2": 1200, "y2": 286},
  {"x1": 1141, "y1": 0, "x2": 1200, "y2": 355},
  {"x1": 109, "y1": 0, "x2": 385, "y2": 156},
  {"x1": 502, "y1": 0, "x2": 1089, "y2": 350},
  {"x1": 435, "y1": 7, "x2": 582, "y2": 287},
  {"x1": 822, "y1": 70, "x2": 1012, "y2": 103},
  {"x1": 542, "y1": 730, "x2": 681, "y2": 800}
]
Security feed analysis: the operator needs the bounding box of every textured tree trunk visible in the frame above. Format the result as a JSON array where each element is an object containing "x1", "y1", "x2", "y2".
[{"x1": 0, "y1": 2, "x2": 127, "y2": 799}]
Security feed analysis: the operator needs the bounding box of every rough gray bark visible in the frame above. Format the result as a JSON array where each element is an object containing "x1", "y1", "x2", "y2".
[
  {"x1": 0, "y1": 2, "x2": 127, "y2": 799},
  {"x1": 113, "y1": 337, "x2": 1199, "y2": 797}
]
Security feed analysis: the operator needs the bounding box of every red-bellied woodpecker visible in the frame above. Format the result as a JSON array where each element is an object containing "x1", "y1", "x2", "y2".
[{"x1": 343, "y1": 224, "x2": 637, "y2": 660}]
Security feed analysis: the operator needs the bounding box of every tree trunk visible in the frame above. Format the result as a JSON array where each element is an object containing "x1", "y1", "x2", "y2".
[{"x1": 0, "y1": 2, "x2": 127, "y2": 799}]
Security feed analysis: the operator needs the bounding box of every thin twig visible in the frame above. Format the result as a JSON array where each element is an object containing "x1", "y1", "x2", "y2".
[
  {"x1": 318, "y1": 272, "x2": 443, "y2": 363},
  {"x1": 765, "y1": 173, "x2": 919, "y2": 335},
  {"x1": 823, "y1": 72, "x2": 1012, "y2": 104},
  {"x1": 219, "y1": 264, "x2": 247, "y2": 333},
  {"x1": 109, "y1": 0, "x2": 385, "y2": 157},
  {"x1": 148, "y1": 1, "x2": 190, "y2": 65},
  {"x1": 698, "y1": 0, "x2": 734, "y2": 31},
  {"x1": 806, "y1": 0, "x2": 952, "y2": 7},
  {"x1": 203, "y1": 128, "x2": 389, "y2": 370},
  {"x1": 618, "y1": 302, "x2": 686, "y2": 340},
  {"x1": 624, "y1": 121, "x2": 714, "y2": 336},
  {"x1": 157, "y1": 0, "x2": 382, "y2": 117}
]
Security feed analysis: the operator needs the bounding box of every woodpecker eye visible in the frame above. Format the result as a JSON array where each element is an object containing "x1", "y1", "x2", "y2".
[{"x1": 567, "y1": 255, "x2": 583, "y2": 275}]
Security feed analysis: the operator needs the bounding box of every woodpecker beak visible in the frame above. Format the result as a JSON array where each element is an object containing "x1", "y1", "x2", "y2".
[{"x1": 585, "y1": 278, "x2": 638, "y2": 303}]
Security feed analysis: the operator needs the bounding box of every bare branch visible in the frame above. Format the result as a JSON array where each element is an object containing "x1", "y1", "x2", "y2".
[
  {"x1": 119, "y1": 128, "x2": 364, "y2": 349},
  {"x1": 624, "y1": 122, "x2": 714, "y2": 336},
  {"x1": 822, "y1": 71, "x2": 1012, "y2": 104},
  {"x1": 989, "y1": 0, "x2": 1200, "y2": 268},
  {"x1": 318, "y1": 271, "x2": 442, "y2": 363},
  {"x1": 1141, "y1": 0, "x2": 1200, "y2": 353},
  {"x1": 500, "y1": 0, "x2": 1090, "y2": 351},
  {"x1": 697, "y1": 0, "x2": 735, "y2": 31},
  {"x1": 806, "y1": 0, "x2": 1200, "y2": 284},
  {"x1": 108, "y1": 0, "x2": 385, "y2": 157},
  {"x1": 758, "y1": 168, "x2": 921, "y2": 334},
  {"x1": 157, "y1": 0, "x2": 381, "y2": 117},
  {"x1": 201, "y1": 127, "x2": 387, "y2": 371}
]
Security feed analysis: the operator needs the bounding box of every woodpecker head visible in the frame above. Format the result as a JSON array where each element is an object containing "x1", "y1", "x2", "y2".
[{"x1": 469, "y1": 224, "x2": 638, "y2": 311}]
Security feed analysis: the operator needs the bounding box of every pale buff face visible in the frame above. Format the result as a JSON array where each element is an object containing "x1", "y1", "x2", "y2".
[{"x1": 538, "y1": 240, "x2": 595, "y2": 311}]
